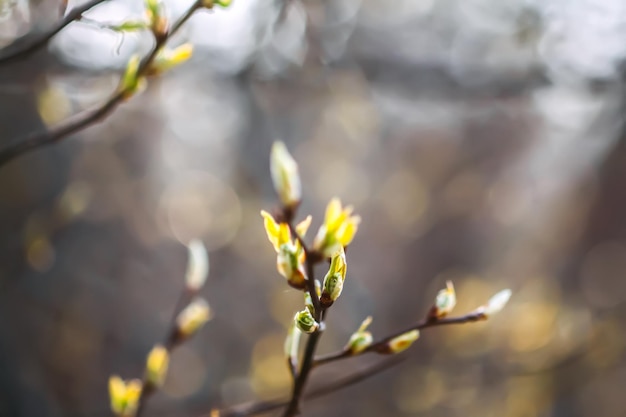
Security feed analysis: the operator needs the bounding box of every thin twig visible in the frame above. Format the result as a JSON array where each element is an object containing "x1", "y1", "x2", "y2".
[
  {"x1": 216, "y1": 357, "x2": 404, "y2": 417},
  {"x1": 313, "y1": 311, "x2": 487, "y2": 367},
  {"x1": 0, "y1": 0, "x2": 205, "y2": 169},
  {"x1": 0, "y1": 0, "x2": 109, "y2": 65},
  {"x1": 135, "y1": 289, "x2": 194, "y2": 417},
  {"x1": 281, "y1": 223, "x2": 325, "y2": 417}
]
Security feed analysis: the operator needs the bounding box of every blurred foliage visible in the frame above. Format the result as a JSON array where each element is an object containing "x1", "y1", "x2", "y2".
[{"x1": 1, "y1": 0, "x2": 626, "y2": 417}]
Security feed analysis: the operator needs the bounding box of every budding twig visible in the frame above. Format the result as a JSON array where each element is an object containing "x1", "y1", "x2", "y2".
[
  {"x1": 0, "y1": 0, "x2": 206, "y2": 169},
  {"x1": 313, "y1": 311, "x2": 487, "y2": 367},
  {"x1": 0, "y1": 0, "x2": 109, "y2": 65}
]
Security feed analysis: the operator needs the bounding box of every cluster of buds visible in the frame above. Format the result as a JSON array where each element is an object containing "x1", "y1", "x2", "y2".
[
  {"x1": 109, "y1": 240, "x2": 212, "y2": 416},
  {"x1": 313, "y1": 198, "x2": 360, "y2": 258}
]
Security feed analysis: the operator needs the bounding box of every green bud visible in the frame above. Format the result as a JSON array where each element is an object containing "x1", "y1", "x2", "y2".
[
  {"x1": 119, "y1": 54, "x2": 146, "y2": 98},
  {"x1": 434, "y1": 281, "x2": 456, "y2": 318},
  {"x1": 345, "y1": 316, "x2": 373, "y2": 354},
  {"x1": 294, "y1": 309, "x2": 319, "y2": 334},
  {"x1": 321, "y1": 247, "x2": 347, "y2": 307}
]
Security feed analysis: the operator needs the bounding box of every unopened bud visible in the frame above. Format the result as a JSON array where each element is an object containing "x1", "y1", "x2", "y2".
[
  {"x1": 294, "y1": 309, "x2": 319, "y2": 334},
  {"x1": 479, "y1": 289, "x2": 512, "y2": 317},
  {"x1": 145, "y1": 345, "x2": 169, "y2": 387},
  {"x1": 277, "y1": 244, "x2": 307, "y2": 289},
  {"x1": 345, "y1": 316, "x2": 373, "y2": 354},
  {"x1": 284, "y1": 322, "x2": 302, "y2": 360},
  {"x1": 320, "y1": 247, "x2": 347, "y2": 307},
  {"x1": 185, "y1": 239, "x2": 209, "y2": 292},
  {"x1": 120, "y1": 55, "x2": 146, "y2": 99},
  {"x1": 109, "y1": 375, "x2": 142, "y2": 417},
  {"x1": 270, "y1": 141, "x2": 301, "y2": 208},
  {"x1": 145, "y1": 0, "x2": 168, "y2": 36},
  {"x1": 383, "y1": 330, "x2": 420, "y2": 354},
  {"x1": 176, "y1": 298, "x2": 211, "y2": 338},
  {"x1": 433, "y1": 281, "x2": 456, "y2": 318},
  {"x1": 150, "y1": 44, "x2": 193, "y2": 75}
]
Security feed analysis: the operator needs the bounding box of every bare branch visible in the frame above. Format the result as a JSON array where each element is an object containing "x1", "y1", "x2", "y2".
[
  {"x1": 216, "y1": 357, "x2": 404, "y2": 417},
  {"x1": 0, "y1": 0, "x2": 109, "y2": 65}
]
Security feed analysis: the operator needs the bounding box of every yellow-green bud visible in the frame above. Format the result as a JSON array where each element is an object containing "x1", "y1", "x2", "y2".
[
  {"x1": 120, "y1": 55, "x2": 146, "y2": 99},
  {"x1": 313, "y1": 199, "x2": 360, "y2": 258},
  {"x1": 320, "y1": 247, "x2": 347, "y2": 307},
  {"x1": 109, "y1": 376, "x2": 142, "y2": 417},
  {"x1": 149, "y1": 44, "x2": 194, "y2": 75},
  {"x1": 270, "y1": 141, "x2": 301, "y2": 208},
  {"x1": 277, "y1": 243, "x2": 307, "y2": 289},
  {"x1": 434, "y1": 280, "x2": 456, "y2": 318},
  {"x1": 145, "y1": 345, "x2": 169, "y2": 387},
  {"x1": 294, "y1": 309, "x2": 319, "y2": 334},
  {"x1": 385, "y1": 330, "x2": 420, "y2": 354},
  {"x1": 176, "y1": 297, "x2": 211, "y2": 338},
  {"x1": 345, "y1": 316, "x2": 373, "y2": 354}
]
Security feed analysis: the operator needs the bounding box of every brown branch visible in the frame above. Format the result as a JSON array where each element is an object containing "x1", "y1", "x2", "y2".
[
  {"x1": 280, "y1": 221, "x2": 325, "y2": 417},
  {"x1": 216, "y1": 357, "x2": 404, "y2": 417},
  {"x1": 135, "y1": 288, "x2": 194, "y2": 417},
  {"x1": 0, "y1": 0, "x2": 206, "y2": 169},
  {"x1": 313, "y1": 311, "x2": 487, "y2": 367},
  {"x1": 0, "y1": 0, "x2": 109, "y2": 65}
]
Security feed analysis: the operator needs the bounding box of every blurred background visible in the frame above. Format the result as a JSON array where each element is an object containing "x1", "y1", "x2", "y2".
[{"x1": 1, "y1": 0, "x2": 626, "y2": 416}]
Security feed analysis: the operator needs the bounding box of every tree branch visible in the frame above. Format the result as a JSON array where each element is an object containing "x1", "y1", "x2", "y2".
[
  {"x1": 216, "y1": 357, "x2": 404, "y2": 417},
  {"x1": 280, "y1": 222, "x2": 325, "y2": 417},
  {"x1": 0, "y1": 0, "x2": 109, "y2": 65},
  {"x1": 313, "y1": 311, "x2": 487, "y2": 367},
  {"x1": 0, "y1": 0, "x2": 205, "y2": 169}
]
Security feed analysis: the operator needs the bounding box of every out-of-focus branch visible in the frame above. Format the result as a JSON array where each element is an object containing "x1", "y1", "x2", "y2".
[
  {"x1": 0, "y1": 0, "x2": 205, "y2": 169},
  {"x1": 216, "y1": 357, "x2": 404, "y2": 417},
  {"x1": 0, "y1": 0, "x2": 109, "y2": 65},
  {"x1": 313, "y1": 311, "x2": 487, "y2": 367}
]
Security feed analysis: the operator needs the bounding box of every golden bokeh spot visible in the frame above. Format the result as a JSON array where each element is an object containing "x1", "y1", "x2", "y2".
[
  {"x1": 505, "y1": 374, "x2": 552, "y2": 417},
  {"x1": 57, "y1": 181, "x2": 92, "y2": 221},
  {"x1": 507, "y1": 302, "x2": 558, "y2": 352},
  {"x1": 250, "y1": 332, "x2": 291, "y2": 399},
  {"x1": 37, "y1": 82, "x2": 72, "y2": 126},
  {"x1": 157, "y1": 171, "x2": 242, "y2": 250},
  {"x1": 26, "y1": 235, "x2": 55, "y2": 272}
]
